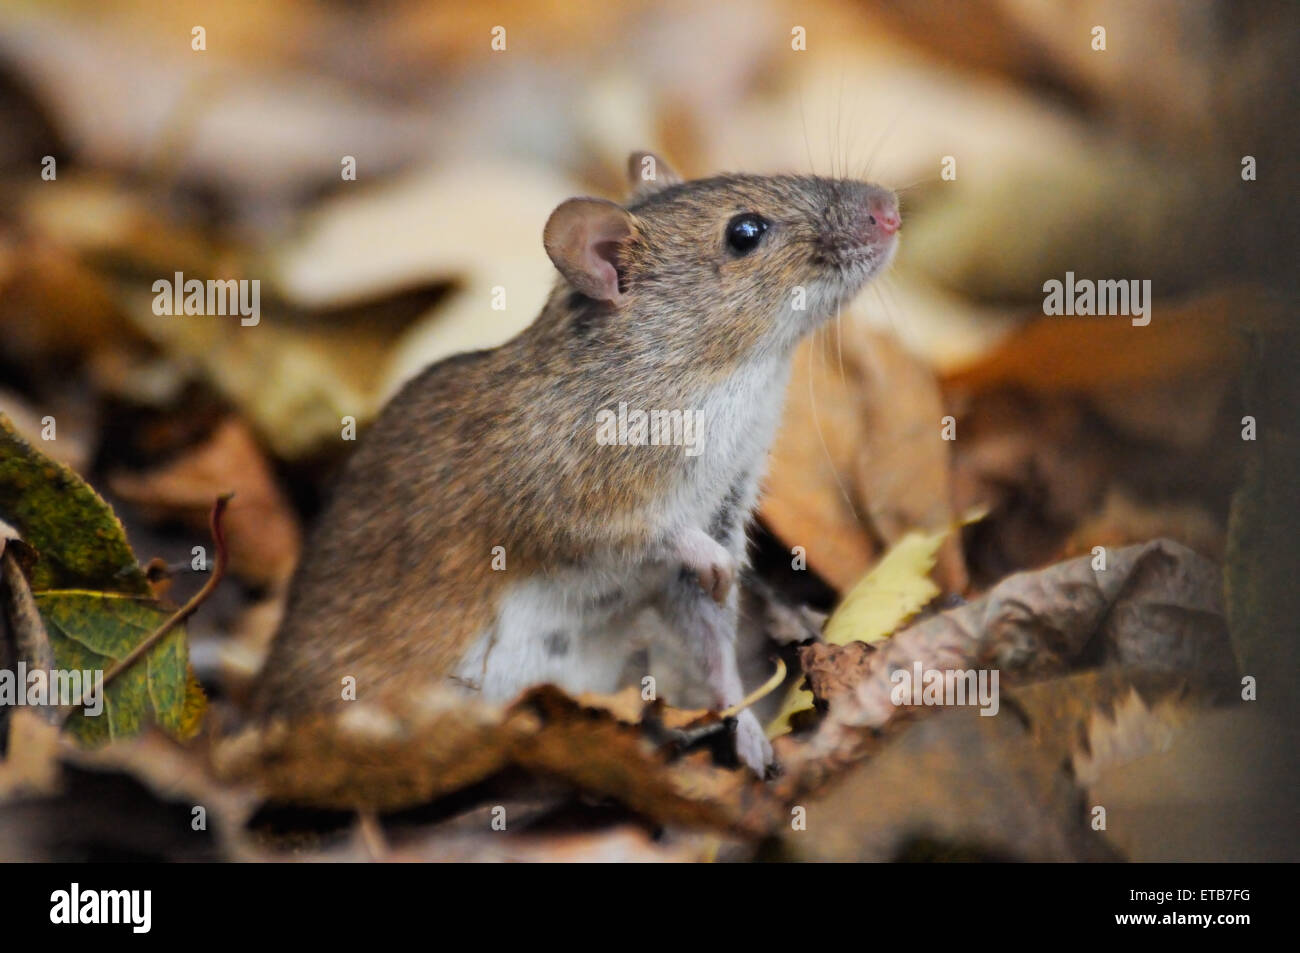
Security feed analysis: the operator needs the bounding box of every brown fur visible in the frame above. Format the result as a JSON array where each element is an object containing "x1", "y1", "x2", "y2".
[{"x1": 253, "y1": 166, "x2": 893, "y2": 719}]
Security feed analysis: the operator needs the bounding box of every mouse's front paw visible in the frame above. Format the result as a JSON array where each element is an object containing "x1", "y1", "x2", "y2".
[
  {"x1": 696, "y1": 560, "x2": 734, "y2": 604},
  {"x1": 674, "y1": 527, "x2": 734, "y2": 604},
  {"x1": 733, "y1": 708, "x2": 774, "y2": 777}
]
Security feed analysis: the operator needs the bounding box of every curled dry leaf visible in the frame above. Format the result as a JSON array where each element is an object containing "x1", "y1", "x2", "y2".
[
  {"x1": 773, "y1": 647, "x2": 1231, "y2": 862},
  {"x1": 0, "y1": 518, "x2": 53, "y2": 676},
  {"x1": 1, "y1": 519, "x2": 55, "y2": 755},
  {"x1": 213, "y1": 688, "x2": 514, "y2": 814},
  {"x1": 215, "y1": 684, "x2": 775, "y2": 835},
  {"x1": 509, "y1": 687, "x2": 770, "y2": 835},
  {"x1": 823, "y1": 538, "x2": 1234, "y2": 734},
  {"x1": 798, "y1": 641, "x2": 876, "y2": 710},
  {"x1": 772, "y1": 538, "x2": 1235, "y2": 799}
]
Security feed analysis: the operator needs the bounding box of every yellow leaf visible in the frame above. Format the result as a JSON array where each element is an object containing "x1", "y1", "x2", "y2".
[
  {"x1": 767, "y1": 521, "x2": 970, "y2": 739},
  {"x1": 822, "y1": 530, "x2": 947, "y2": 647}
]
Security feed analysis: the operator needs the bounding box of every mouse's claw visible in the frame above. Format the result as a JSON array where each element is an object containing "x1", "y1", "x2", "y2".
[
  {"x1": 675, "y1": 527, "x2": 734, "y2": 604},
  {"x1": 733, "y1": 709, "x2": 774, "y2": 776},
  {"x1": 697, "y1": 560, "x2": 733, "y2": 604}
]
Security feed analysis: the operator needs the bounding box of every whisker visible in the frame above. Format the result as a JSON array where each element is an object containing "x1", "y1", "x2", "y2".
[
  {"x1": 798, "y1": 86, "x2": 816, "y2": 177},
  {"x1": 893, "y1": 176, "x2": 941, "y2": 194},
  {"x1": 860, "y1": 105, "x2": 906, "y2": 182},
  {"x1": 807, "y1": 308, "x2": 861, "y2": 524},
  {"x1": 835, "y1": 295, "x2": 847, "y2": 387},
  {"x1": 871, "y1": 281, "x2": 902, "y2": 342}
]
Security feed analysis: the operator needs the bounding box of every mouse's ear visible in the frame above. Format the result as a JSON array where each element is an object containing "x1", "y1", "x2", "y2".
[
  {"x1": 543, "y1": 198, "x2": 635, "y2": 305},
  {"x1": 626, "y1": 151, "x2": 681, "y2": 199}
]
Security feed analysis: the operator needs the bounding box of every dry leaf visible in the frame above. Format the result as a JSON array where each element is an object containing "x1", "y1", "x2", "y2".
[
  {"x1": 824, "y1": 539, "x2": 1234, "y2": 735},
  {"x1": 762, "y1": 320, "x2": 964, "y2": 594},
  {"x1": 776, "y1": 706, "x2": 1118, "y2": 862},
  {"x1": 767, "y1": 523, "x2": 954, "y2": 738},
  {"x1": 110, "y1": 417, "x2": 301, "y2": 587},
  {"x1": 0, "y1": 709, "x2": 62, "y2": 800},
  {"x1": 1086, "y1": 708, "x2": 1300, "y2": 862},
  {"x1": 214, "y1": 684, "x2": 774, "y2": 835}
]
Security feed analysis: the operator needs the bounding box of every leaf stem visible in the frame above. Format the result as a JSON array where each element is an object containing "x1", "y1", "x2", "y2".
[
  {"x1": 58, "y1": 493, "x2": 232, "y2": 727},
  {"x1": 719, "y1": 657, "x2": 787, "y2": 718}
]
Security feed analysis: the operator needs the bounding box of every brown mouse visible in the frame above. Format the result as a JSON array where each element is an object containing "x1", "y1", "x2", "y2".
[{"x1": 251, "y1": 152, "x2": 900, "y2": 773}]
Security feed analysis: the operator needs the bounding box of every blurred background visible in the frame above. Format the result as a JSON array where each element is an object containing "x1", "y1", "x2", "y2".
[{"x1": 0, "y1": 0, "x2": 1297, "y2": 860}]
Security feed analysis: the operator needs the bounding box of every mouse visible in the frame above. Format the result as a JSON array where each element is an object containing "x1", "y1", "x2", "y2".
[{"x1": 250, "y1": 152, "x2": 900, "y2": 775}]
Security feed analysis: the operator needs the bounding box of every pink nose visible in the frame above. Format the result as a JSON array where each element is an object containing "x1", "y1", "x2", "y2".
[{"x1": 872, "y1": 200, "x2": 900, "y2": 235}]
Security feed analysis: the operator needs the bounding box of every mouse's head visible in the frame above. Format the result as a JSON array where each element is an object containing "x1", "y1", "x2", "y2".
[{"x1": 543, "y1": 152, "x2": 899, "y2": 357}]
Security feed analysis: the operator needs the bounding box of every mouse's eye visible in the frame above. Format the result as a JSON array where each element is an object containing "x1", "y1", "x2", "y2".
[{"x1": 725, "y1": 213, "x2": 769, "y2": 256}]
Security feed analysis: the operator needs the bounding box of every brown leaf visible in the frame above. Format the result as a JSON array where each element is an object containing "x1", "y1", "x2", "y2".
[
  {"x1": 1087, "y1": 708, "x2": 1300, "y2": 861},
  {"x1": 0, "y1": 710, "x2": 62, "y2": 801},
  {"x1": 775, "y1": 706, "x2": 1118, "y2": 862},
  {"x1": 798, "y1": 641, "x2": 875, "y2": 710},
  {"x1": 213, "y1": 689, "x2": 516, "y2": 813},
  {"x1": 1005, "y1": 668, "x2": 1214, "y2": 785},
  {"x1": 1063, "y1": 488, "x2": 1225, "y2": 562},
  {"x1": 942, "y1": 289, "x2": 1262, "y2": 398},
  {"x1": 771, "y1": 539, "x2": 1234, "y2": 803},
  {"x1": 762, "y1": 322, "x2": 965, "y2": 594},
  {"x1": 821, "y1": 539, "x2": 1233, "y2": 735},
  {"x1": 110, "y1": 417, "x2": 301, "y2": 587},
  {"x1": 213, "y1": 684, "x2": 774, "y2": 835}
]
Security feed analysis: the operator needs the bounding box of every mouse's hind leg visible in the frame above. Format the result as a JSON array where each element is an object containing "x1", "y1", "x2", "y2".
[{"x1": 654, "y1": 572, "x2": 773, "y2": 774}]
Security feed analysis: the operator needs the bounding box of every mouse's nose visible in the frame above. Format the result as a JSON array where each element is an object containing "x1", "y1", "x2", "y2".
[{"x1": 871, "y1": 197, "x2": 901, "y2": 235}]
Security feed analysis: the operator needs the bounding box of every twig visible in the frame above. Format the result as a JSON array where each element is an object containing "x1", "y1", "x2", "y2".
[
  {"x1": 720, "y1": 657, "x2": 787, "y2": 719},
  {"x1": 58, "y1": 493, "x2": 233, "y2": 726}
]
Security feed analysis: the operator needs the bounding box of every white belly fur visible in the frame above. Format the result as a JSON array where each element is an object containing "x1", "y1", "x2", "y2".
[
  {"x1": 456, "y1": 352, "x2": 794, "y2": 702},
  {"x1": 453, "y1": 563, "x2": 669, "y2": 699}
]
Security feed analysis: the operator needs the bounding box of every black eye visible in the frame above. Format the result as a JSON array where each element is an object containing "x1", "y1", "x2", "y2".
[{"x1": 725, "y1": 213, "x2": 768, "y2": 256}]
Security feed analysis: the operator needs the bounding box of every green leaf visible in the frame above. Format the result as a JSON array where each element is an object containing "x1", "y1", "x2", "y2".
[
  {"x1": 35, "y1": 591, "x2": 202, "y2": 745},
  {"x1": 0, "y1": 414, "x2": 149, "y2": 595},
  {"x1": 0, "y1": 412, "x2": 205, "y2": 745}
]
